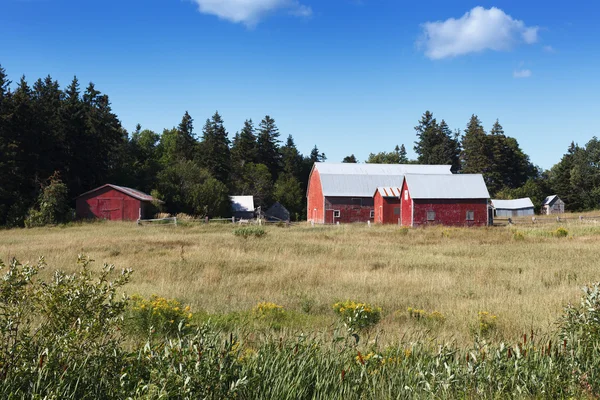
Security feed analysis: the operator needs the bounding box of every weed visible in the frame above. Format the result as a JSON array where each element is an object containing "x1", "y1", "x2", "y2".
[{"x1": 234, "y1": 226, "x2": 267, "y2": 239}]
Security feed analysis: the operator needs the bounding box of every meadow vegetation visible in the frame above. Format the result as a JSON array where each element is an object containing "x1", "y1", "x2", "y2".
[{"x1": 2, "y1": 219, "x2": 599, "y2": 346}]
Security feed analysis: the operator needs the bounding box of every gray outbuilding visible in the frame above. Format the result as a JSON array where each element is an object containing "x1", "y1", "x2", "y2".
[
  {"x1": 491, "y1": 198, "x2": 535, "y2": 217},
  {"x1": 542, "y1": 195, "x2": 565, "y2": 215}
]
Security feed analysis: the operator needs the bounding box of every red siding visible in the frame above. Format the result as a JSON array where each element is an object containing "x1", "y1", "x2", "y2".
[
  {"x1": 374, "y1": 191, "x2": 401, "y2": 224},
  {"x1": 401, "y1": 179, "x2": 413, "y2": 226},
  {"x1": 325, "y1": 197, "x2": 374, "y2": 224},
  {"x1": 307, "y1": 168, "x2": 324, "y2": 223},
  {"x1": 76, "y1": 187, "x2": 144, "y2": 221},
  {"x1": 412, "y1": 199, "x2": 488, "y2": 227}
]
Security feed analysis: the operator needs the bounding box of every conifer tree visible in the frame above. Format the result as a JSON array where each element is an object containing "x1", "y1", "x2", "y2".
[
  {"x1": 231, "y1": 119, "x2": 258, "y2": 168},
  {"x1": 280, "y1": 135, "x2": 303, "y2": 178},
  {"x1": 461, "y1": 115, "x2": 490, "y2": 176},
  {"x1": 257, "y1": 115, "x2": 282, "y2": 180},
  {"x1": 200, "y1": 111, "x2": 231, "y2": 183},
  {"x1": 342, "y1": 154, "x2": 358, "y2": 163}
]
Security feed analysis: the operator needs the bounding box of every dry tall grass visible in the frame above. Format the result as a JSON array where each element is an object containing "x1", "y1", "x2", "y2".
[{"x1": 2, "y1": 219, "x2": 599, "y2": 345}]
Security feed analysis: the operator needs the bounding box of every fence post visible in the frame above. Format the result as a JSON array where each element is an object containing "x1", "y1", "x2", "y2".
[
  {"x1": 174, "y1": 217, "x2": 177, "y2": 226},
  {"x1": 367, "y1": 220, "x2": 371, "y2": 228},
  {"x1": 232, "y1": 217, "x2": 235, "y2": 224}
]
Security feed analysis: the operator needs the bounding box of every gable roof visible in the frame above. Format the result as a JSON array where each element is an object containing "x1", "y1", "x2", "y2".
[
  {"x1": 542, "y1": 195, "x2": 559, "y2": 206},
  {"x1": 77, "y1": 184, "x2": 157, "y2": 202},
  {"x1": 230, "y1": 196, "x2": 255, "y2": 213},
  {"x1": 313, "y1": 162, "x2": 452, "y2": 197},
  {"x1": 404, "y1": 174, "x2": 490, "y2": 199},
  {"x1": 374, "y1": 187, "x2": 402, "y2": 197},
  {"x1": 491, "y1": 198, "x2": 534, "y2": 210}
]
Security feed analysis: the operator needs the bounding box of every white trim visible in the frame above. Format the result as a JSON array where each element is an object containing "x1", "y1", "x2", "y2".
[
  {"x1": 411, "y1": 200, "x2": 414, "y2": 227},
  {"x1": 333, "y1": 210, "x2": 341, "y2": 218}
]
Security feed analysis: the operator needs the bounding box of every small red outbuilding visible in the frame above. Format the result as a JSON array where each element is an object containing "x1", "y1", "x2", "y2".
[
  {"x1": 373, "y1": 187, "x2": 402, "y2": 224},
  {"x1": 400, "y1": 174, "x2": 490, "y2": 227},
  {"x1": 76, "y1": 184, "x2": 159, "y2": 221}
]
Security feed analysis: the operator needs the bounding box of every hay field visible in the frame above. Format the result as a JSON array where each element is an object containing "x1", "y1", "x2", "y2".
[{"x1": 2, "y1": 220, "x2": 600, "y2": 345}]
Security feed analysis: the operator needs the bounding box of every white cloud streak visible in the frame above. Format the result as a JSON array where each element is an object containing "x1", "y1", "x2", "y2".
[
  {"x1": 191, "y1": 0, "x2": 312, "y2": 26},
  {"x1": 419, "y1": 7, "x2": 539, "y2": 59},
  {"x1": 513, "y1": 69, "x2": 532, "y2": 78}
]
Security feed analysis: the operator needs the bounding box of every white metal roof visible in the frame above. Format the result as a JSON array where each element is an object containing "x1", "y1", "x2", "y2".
[
  {"x1": 314, "y1": 163, "x2": 452, "y2": 197},
  {"x1": 404, "y1": 174, "x2": 490, "y2": 199},
  {"x1": 375, "y1": 187, "x2": 402, "y2": 197},
  {"x1": 491, "y1": 198, "x2": 534, "y2": 210},
  {"x1": 315, "y1": 162, "x2": 452, "y2": 176},
  {"x1": 229, "y1": 196, "x2": 255, "y2": 212},
  {"x1": 542, "y1": 195, "x2": 558, "y2": 206}
]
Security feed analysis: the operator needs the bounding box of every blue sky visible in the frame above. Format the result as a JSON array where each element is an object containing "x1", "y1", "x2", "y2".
[{"x1": 1, "y1": 0, "x2": 599, "y2": 169}]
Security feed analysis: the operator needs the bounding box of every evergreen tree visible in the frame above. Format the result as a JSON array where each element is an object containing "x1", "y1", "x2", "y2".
[
  {"x1": 398, "y1": 144, "x2": 409, "y2": 163},
  {"x1": 257, "y1": 115, "x2": 282, "y2": 180},
  {"x1": 461, "y1": 115, "x2": 490, "y2": 176},
  {"x1": 177, "y1": 111, "x2": 196, "y2": 161},
  {"x1": 231, "y1": 119, "x2": 258, "y2": 168},
  {"x1": 200, "y1": 111, "x2": 231, "y2": 183},
  {"x1": 280, "y1": 135, "x2": 303, "y2": 178},
  {"x1": 414, "y1": 111, "x2": 439, "y2": 164},
  {"x1": 274, "y1": 173, "x2": 303, "y2": 220},
  {"x1": 342, "y1": 154, "x2": 358, "y2": 163},
  {"x1": 309, "y1": 145, "x2": 326, "y2": 163}
]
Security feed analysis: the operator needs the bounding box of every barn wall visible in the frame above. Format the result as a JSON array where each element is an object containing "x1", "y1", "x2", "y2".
[
  {"x1": 374, "y1": 191, "x2": 384, "y2": 223},
  {"x1": 76, "y1": 187, "x2": 143, "y2": 221},
  {"x1": 307, "y1": 169, "x2": 324, "y2": 223},
  {"x1": 412, "y1": 199, "x2": 488, "y2": 227},
  {"x1": 325, "y1": 197, "x2": 374, "y2": 224},
  {"x1": 382, "y1": 197, "x2": 401, "y2": 224},
  {"x1": 401, "y1": 179, "x2": 413, "y2": 226},
  {"x1": 495, "y1": 208, "x2": 534, "y2": 217}
]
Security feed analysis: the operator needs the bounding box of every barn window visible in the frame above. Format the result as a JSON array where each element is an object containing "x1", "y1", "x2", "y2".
[
  {"x1": 427, "y1": 211, "x2": 435, "y2": 221},
  {"x1": 370, "y1": 210, "x2": 375, "y2": 219},
  {"x1": 466, "y1": 210, "x2": 474, "y2": 221},
  {"x1": 393, "y1": 207, "x2": 400, "y2": 215},
  {"x1": 333, "y1": 210, "x2": 341, "y2": 218},
  {"x1": 404, "y1": 190, "x2": 408, "y2": 200}
]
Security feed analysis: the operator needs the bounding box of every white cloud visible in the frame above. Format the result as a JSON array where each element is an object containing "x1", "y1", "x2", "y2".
[
  {"x1": 513, "y1": 69, "x2": 532, "y2": 78},
  {"x1": 419, "y1": 7, "x2": 539, "y2": 59},
  {"x1": 543, "y1": 45, "x2": 555, "y2": 53},
  {"x1": 192, "y1": 0, "x2": 312, "y2": 26}
]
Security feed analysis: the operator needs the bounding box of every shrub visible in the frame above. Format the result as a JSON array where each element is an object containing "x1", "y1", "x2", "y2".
[
  {"x1": 333, "y1": 300, "x2": 381, "y2": 331},
  {"x1": 234, "y1": 226, "x2": 266, "y2": 239},
  {"x1": 127, "y1": 294, "x2": 193, "y2": 337},
  {"x1": 477, "y1": 311, "x2": 498, "y2": 336},
  {"x1": 554, "y1": 227, "x2": 569, "y2": 238},
  {"x1": 24, "y1": 172, "x2": 72, "y2": 227}
]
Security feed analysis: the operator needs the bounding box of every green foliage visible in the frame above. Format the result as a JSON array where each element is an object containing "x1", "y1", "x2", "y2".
[
  {"x1": 342, "y1": 154, "x2": 358, "y2": 163},
  {"x1": 234, "y1": 226, "x2": 267, "y2": 238},
  {"x1": 414, "y1": 111, "x2": 461, "y2": 172},
  {"x1": 554, "y1": 227, "x2": 569, "y2": 238},
  {"x1": 127, "y1": 294, "x2": 193, "y2": 337},
  {"x1": 367, "y1": 144, "x2": 409, "y2": 164},
  {"x1": 332, "y1": 300, "x2": 382, "y2": 331},
  {"x1": 24, "y1": 172, "x2": 72, "y2": 227},
  {"x1": 273, "y1": 173, "x2": 303, "y2": 219},
  {"x1": 477, "y1": 311, "x2": 498, "y2": 336}
]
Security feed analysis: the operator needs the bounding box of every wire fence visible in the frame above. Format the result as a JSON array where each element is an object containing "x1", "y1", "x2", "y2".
[{"x1": 493, "y1": 215, "x2": 600, "y2": 226}]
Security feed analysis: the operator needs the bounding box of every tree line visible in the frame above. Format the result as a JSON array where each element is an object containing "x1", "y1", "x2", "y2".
[
  {"x1": 0, "y1": 66, "x2": 326, "y2": 226},
  {"x1": 347, "y1": 110, "x2": 599, "y2": 213},
  {"x1": 1, "y1": 65, "x2": 599, "y2": 227}
]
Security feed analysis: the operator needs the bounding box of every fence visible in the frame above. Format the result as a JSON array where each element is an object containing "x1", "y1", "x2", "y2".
[{"x1": 493, "y1": 215, "x2": 600, "y2": 226}]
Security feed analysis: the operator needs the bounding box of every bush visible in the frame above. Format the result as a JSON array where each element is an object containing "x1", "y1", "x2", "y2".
[
  {"x1": 333, "y1": 300, "x2": 381, "y2": 331},
  {"x1": 477, "y1": 311, "x2": 498, "y2": 336},
  {"x1": 234, "y1": 226, "x2": 266, "y2": 239},
  {"x1": 127, "y1": 294, "x2": 193, "y2": 337},
  {"x1": 407, "y1": 307, "x2": 446, "y2": 324},
  {"x1": 554, "y1": 227, "x2": 569, "y2": 238},
  {"x1": 24, "y1": 172, "x2": 72, "y2": 227},
  {"x1": 253, "y1": 302, "x2": 285, "y2": 322}
]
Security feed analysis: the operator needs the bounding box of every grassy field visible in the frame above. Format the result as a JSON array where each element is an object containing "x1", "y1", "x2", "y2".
[{"x1": 2, "y1": 218, "x2": 600, "y2": 346}]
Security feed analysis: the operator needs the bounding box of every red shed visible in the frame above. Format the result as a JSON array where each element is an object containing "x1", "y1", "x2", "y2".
[
  {"x1": 401, "y1": 174, "x2": 490, "y2": 227},
  {"x1": 76, "y1": 184, "x2": 159, "y2": 221},
  {"x1": 373, "y1": 187, "x2": 402, "y2": 224}
]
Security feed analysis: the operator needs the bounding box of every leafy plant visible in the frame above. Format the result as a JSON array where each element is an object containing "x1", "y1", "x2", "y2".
[
  {"x1": 554, "y1": 227, "x2": 569, "y2": 238},
  {"x1": 477, "y1": 311, "x2": 498, "y2": 336},
  {"x1": 127, "y1": 294, "x2": 193, "y2": 337},
  {"x1": 333, "y1": 300, "x2": 381, "y2": 331}
]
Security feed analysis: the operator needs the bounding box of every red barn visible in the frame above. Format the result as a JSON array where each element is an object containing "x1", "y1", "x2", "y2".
[
  {"x1": 373, "y1": 187, "x2": 402, "y2": 224},
  {"x1": 307, "y1": 163, "x2": 452, "y2": 224},
  {"x1": 76, "y1": 184, "x2": 159, "y2": 221},
  {"x1": 400, "y1": 174, "x2": 490, "y2": 227}
]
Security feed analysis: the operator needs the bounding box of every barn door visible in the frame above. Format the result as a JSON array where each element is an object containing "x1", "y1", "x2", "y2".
[{"x1": 97, "y1": 199, "x2": 123, "y2": 220}]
